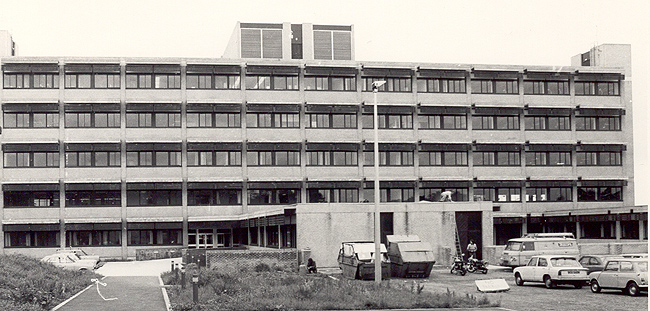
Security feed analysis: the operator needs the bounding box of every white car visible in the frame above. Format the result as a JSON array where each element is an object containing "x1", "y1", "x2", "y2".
[
  {"x1": 513, "y1": 255, "x2": 588, "y2": 289},
  {"x1": 41, "y1": 253, "x2": 100, "y2": 271},
  {"x1": 56, "y1": 248, "x2": 101, "y2": 261},
  {"x1": 589, "y1": 258, "x2": 648, "y2": 296}
]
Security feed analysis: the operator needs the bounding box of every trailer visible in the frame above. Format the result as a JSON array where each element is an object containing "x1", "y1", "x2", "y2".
[
  {"x1": 337, "y1": 241, "x2": 390, "y2": 280},
  {"x1": 386, "y1": 235, "x2": 436, "y2": 278}
]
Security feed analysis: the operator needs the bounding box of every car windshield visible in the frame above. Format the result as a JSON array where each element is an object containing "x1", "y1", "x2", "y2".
[
  {"x1": 550, "y1": 258, "x2": 580, "y2": 267},
  {"x1": 637, "y1": 262, "x2": 648, "y2": 272},
  {"x1": 505, "y1": 242, "x2": 521, "y2": 251}
]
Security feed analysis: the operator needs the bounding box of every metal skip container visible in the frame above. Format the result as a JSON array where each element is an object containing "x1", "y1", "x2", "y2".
[
  {"x1": 386, "y1": 235, "x2": 436, "y2": 278},
  {"x1": 337, "y1": 241, "x2": 391, "y2": 280}
]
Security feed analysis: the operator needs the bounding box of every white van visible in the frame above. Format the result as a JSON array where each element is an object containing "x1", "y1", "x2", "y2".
[{"x1": 499, "y1": 235, "x2": 579, "y2": 267}]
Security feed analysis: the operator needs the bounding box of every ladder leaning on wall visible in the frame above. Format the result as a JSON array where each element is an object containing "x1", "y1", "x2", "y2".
[{"x1": 450, "y1": 212, "x2": 463, "y2": 258}]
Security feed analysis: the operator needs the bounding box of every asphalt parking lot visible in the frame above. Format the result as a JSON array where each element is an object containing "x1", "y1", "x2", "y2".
[{"x1": 413, "y1": 266, "x2": 648, "y2": 311}]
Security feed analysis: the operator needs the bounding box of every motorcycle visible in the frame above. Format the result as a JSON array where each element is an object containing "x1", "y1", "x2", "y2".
[
  {"x1": 450, "y1": 254, "x2": 467, "y2": 276},
  {"x1": 466, "y1": 256, "x2": 488, "y2": 274}
]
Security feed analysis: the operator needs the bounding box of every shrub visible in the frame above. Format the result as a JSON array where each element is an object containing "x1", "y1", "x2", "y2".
[{"x1": 0, "y1": 254, "x2": 100, "y2": 310}]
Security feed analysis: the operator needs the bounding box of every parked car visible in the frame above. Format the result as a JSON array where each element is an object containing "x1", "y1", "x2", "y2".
[
  {"x1": 499, "y1": 235, "x2": 579, "y2": 267},
  {"x1": 620, "y1": 253, "x2": 649, "y2": 259},
  {"x1": 41, "y1": 253, "x2": 100, "y2": 271},
  {"x1": 56, "y1": 248, "x2": 101, "y2": 261},
  {"x1": 579, "y1": 255, "x2": 624, "y2": 274},
  {"x1": 513, "y1": 255, "x2": 589, "y2": 289},
  {"x1": 589, "y1": 258, "x2": 648, "y2": 296}
]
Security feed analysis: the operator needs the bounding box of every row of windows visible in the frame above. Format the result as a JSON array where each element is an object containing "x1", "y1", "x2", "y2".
[
  {"x1": 2, "y1": 150, "x2": 624, "y2": 168},
  {"x1": 4, "y1": 111, "x2": 621, "y2": 131},
  {"x1": 3, "y1": 72, "x2": 621, "y2": 95},
  {"x1": 3, "y1": 230, "x2": 181, "y2": 247},
  {"x1": 2, "y1": 185, "x2": 622, "y2": 208}
]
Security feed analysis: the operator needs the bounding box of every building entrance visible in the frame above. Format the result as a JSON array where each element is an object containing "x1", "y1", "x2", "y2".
[{"x1": 189, "y1": 229, "x2": 214, "y2": 248}]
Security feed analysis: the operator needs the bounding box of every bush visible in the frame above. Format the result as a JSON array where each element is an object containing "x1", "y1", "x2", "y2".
[
  {"x1": 162, "y1": 261, "x2": 498, "y2": 310},
  {"x1": 0, "y1": 254, "x2": 100, "y2": 310}
]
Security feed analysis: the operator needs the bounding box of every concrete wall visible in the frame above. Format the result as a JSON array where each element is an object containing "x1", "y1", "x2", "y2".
[{"x1": 295, "y1": 201, "x2": 493, "y2": 267}]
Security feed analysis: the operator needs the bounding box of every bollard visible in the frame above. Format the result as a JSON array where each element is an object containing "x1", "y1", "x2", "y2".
[
  {"x1": 171, "y1": 260, "x2": 174, "y2": 272},
  {"x1": 192, "y1": 273, "x2": 199, "y2": 303},
  {"x1": 181, "y1": 270, "x2": 186, "y2": 289}
]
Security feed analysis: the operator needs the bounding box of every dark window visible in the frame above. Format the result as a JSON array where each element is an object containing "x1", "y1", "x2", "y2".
[
  {"x1": 525, "y1": 116, "x2": 570, "y2": 130},
  {"x1": 126, "y1": 74, "x2": 152, "y2": 88},
  {"x1": 187, "y1": 112, "x2": 240, "y2": 128},
  {"x1": 308, "y1": 188, "x2": 358, "y2": 203},
  {"x1": 306, "y1": 113, "x2": 357, "y2": 128},
  {"x1": 364, "y1": 151, "x2": 414, "y2": 166},
  {"x1": 66, "y1": 191, "x2": 121, "y2": 206},
  {"x1": 575, "y1": 81, "x2": 619, "y2": 96},
  {"x1": 248, "y1": 189, "x2": 300, "y2": 205},
  {"x1": 525, "y1": 152, "x2": 571, "y2": 166},
  {"x1": 187, "y1": 74, "x2": 240, "y2": 89},
  {"x1": 67, "y1": 230, "x2": 121, "y2": 246},
  {"x1": 247, "y1": 151, "x2": 299, "y2": 166},
  {"x1": 576, "y1": 152, "x2": 622, "y2": 166},
  {"x1": 65, "y1": 112, "x2": 119, "y2": 128},
  {"x1": 473, "y1": 115, "x2": 519, "y2": 130},
  {"x1": 66, "y1": 151, "x2": 120, "y2": 167},
  {"x1": 418, "y1": 115, "x2": 467, "y2": 129},
  {"x1": 578, "y1": 187, "x2": 622, "y2": 201},
  {"x1": 64, "y1": 74, "x2": 92, "y2": 88},
  {"x1": 126, "y1": 113, "x2": 180, "y2": 128},
  {"x1": 362, "y1": 187, "x2": 414, "y2": 202},
  {"x1": 473, "y1": 151, "x2": 520, "y2": 166},
  {"x1": 4, "y1": 152, "x2": 59, "y2": 168},
  {"x1": 187, "y1": 151, "x2": 241, "y2": 166},
  {"x1": 154, "y1": 74, "x2": 181, "y2": 89},
  {"x1": 576, "y1": 116, "x2": 621, "y2": 131},
  {"x1": 126, "y1": 151, "x2": 180, "y2": 167},
  {"x1": 419, "y1": 151, "x2": 468, "y2": 166},
  {"x1": 362, "y1": 77, "x2": 411, "y2": 92},
  {"x1": 4, "y1": 73, "x2": 59, "y2": 89},
  {"x1": 4, "y1": 231, "x2": 59, "y2": 247},
  {"x1": 188, "y1": 189, "x2": 242, "y2": 205},
  {"x1": 128, "y1": 229, "x2": 181, "y2": 245},
  {"x1": 93, "y1": 74, "x2": 120, "y2": 89},
  {"x1": 4, "y1": 112, "x2": 59, "y2": 128},
  {"x1": 526, "y1": 187, "x2": 572, "y2": 202},
  {"x1": 304, "y1": 76, "x2": 356, "y2": 91},
  {"x1": 306, "y1": 151, "x2": 357, "y2": 166},
  {"x1": 523, "y1": 80, "x2": 569, "y2": 95},
  {"x1": 472, "y1": 79, "x2": 518, "y2": 94},
  {"x1": 246, "y1": 113, "x2": 299, "y2": 128},
  {"x1": 4, "y1": 191, "x2": 60, "y2": 207},
  {"x1": 126, "y1": 190, "x2": 182, "y2": 206},
  {"x1": 474, "y1": 188, "x2": 521, "y2": 202},
  {"x1": 362, "y1": 114, "x2": 413, "y2": 129},
  {"x1": 417, "y1": 78, "x2": 466, "y2": 93},
  {"x1": 419, "y1": 188, "x2": 469, "y2": 202},
  {"x1": 246, "y1": 75, "x2": 298, "y2": 90}
]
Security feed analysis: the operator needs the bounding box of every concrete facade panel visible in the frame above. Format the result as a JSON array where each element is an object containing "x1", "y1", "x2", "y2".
[
  {"x1": 186, "y1": 90, "x2": 242, "y2": 102},
  {"x1": 2, "y1": 168, "x2": 60, "y2": 182},
  {"x1": 304, "y1": 129, "x2": 359, "y2": 141},
  {"x1": 304, "y1": 166, "x2": 360, "y2": 179},
  {"x1": 245, "y1": 129, "x2": 301, "y2": 142},
  {"x1": 574, "y1": 96, "x2": 624, "y2": 108},
  {"x1": 1, "y1": 129, "x2": 60, "y2": 142},
  {"x1": 64, "y1": 129, "x2": 121, "y2": 142},
  {"x1": 419, "y1": 166, "x2": 471, "y2": 179},
  {"x1": 125, "y1": 167, "x2": 183, "y2": 181},
  {"x1": 575, "y1": 131, "x2": 625, "y2": 143},
  {"x1": 576, "y1": 166, "x2": 625, "y2": 178},
  {"x1": 304, "y1": 91, "x2": 359, "y2": 103},
  {"x1": 4, "y1": 208, "x2": 59, "y2": 221},
  {"x1": 64, "y1": 207, "x2": 121, "y2": 220},
  {"x1": 418, "y1": 93, "x2": 469, "y2": 105},
  {"x1": 1, "y1": 90, "x2": 59, "y2": 101},
  {"x1": 418, "y1": 130, "x2": 471, "y2": 143},
  {"x1": 246, "y1": 167, "x2": 302, "y2": 179},
  {"x1": 186, "y1": 128, "x2": 242, "y2": 141},
  {"x1": 245, "y1": 90, "x2": 301, "y2": 103},
  {"x1": 472, "y1": 94, "x2": 520, "y2": 105},
  {"x1": 473, "y1": 130, "x2": 524, "y2": 142},
  {"x1": 187, "y1": 167, "x2": 242, "y2": 180},
  {"x1": 361, "y1": 129, "x2": 416, "y2": 142},
  {"x1": 63, "y1": 89, "x2": 120, "y2": 102},
  {"x1": 523, "y1": 202, "x2": 576, "y2": 213},
  {"x1": 473, "y1": 167, "x2": 524, "y2": 179},
  {"x1": 125, "y1": 128, "x2": 182, "y2": 141},
  {"x1": 126, "y1": 206, "x2": 183, "y2": 219},
  {"x1": 187, "y1": 205, "x2": 244, "y2": 218},
  {"x1": 523, "y1": 95, "x2": 571, "y2": 106},
  {"x1": 524, "y1": 167, "x2": 574, "y2": 178},
  {"x1": 524, "y1": 131, "x2": 574, "y2": 143},
  {"x1": 64, "y1": 168, "x2": 121, "y2": 181},
  {"x1": 362, "y1": 92, "x2": 415, "y2": 105},
  {"x1": 125, "y1": 90, "x2": 182, "y2": 101}
]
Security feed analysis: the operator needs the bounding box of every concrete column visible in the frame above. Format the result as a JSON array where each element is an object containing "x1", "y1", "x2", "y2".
[
  {"x1": 615, "y1": 220, "x2": 621, "y2": 240},
  {"x1": 640, "y1": 219, "x2": 645, "y2": 241},
  {"x1": 575, "y1": 221, "x2": 581, "y2": 240},
  {"x1": 277, "y1": 224, "x2": 282, "y2": 248}
]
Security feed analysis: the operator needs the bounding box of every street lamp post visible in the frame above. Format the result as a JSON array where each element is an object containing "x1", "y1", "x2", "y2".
[{"x1": 372, "y1": 80, "x2": 386, "y2": 284}]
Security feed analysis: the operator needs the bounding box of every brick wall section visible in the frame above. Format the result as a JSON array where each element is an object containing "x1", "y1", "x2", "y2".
[{"x1": 206, "y1": 249, "x2": 299, "y2": 271}]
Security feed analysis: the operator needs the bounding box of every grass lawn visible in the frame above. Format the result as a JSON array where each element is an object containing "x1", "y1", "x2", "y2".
[
  {"x1": 0, "y1": 254, "x2": 101, "y2": 311},
  {"x1": 163, "y1": 263, "x2": 499, "y2": 310}
]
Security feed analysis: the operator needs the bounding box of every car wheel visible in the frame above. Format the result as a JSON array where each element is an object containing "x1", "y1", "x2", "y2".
[
  {"x1": 590, "y1": 280, "x2": 601, "y2": 293},
  {"x1": 626, "y1": 282, "x2": 641, "y2": 296},
  {"x1": 574, "y1": 282, "x2": 583, "y2": 289},
  {"x1": 515, "y1": 273, "x2": 524, "y2": 286},
  {"x1": 544, "y1": 275, "x2": 555, "y2": 289}
]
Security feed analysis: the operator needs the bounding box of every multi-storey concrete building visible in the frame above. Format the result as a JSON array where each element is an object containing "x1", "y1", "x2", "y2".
[{"x1": 0, "y1": 23, "x2": 645, "y2": 266}]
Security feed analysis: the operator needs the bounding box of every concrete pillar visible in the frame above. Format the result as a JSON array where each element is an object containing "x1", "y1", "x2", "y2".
[
  {"x1": 640, "y1": 219, "x2": 645, "y2": 241},
  {"x1": 575, "y1": 221, "x2": 581, "y2": 240},
  {"x1": 615, "y1": 220, "x2": 621, "y2": 240},
  {"x1": 277, "y1": 224, "x2": 282, "y2": 249}
]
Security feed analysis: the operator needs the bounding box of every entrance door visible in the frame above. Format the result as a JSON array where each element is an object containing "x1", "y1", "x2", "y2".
[
  {"x1": 455, "y1": 211, "x2": 483, "y2": 259},
  {"x1": 197, "y1": 232, "x2": 214, "y2": 248},
  {"x1": 216, "y1": 233, "x2": 226, "y2": 248}
]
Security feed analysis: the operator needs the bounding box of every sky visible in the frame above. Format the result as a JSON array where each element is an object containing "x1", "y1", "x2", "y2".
[{"x1": 0, "y1": 0, "x2": 648, "y2": 205}]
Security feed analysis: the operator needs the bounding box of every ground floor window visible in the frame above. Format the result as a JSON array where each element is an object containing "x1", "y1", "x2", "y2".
[
  {"x1": 580, "y1": 221, "x2": 616, "y2": 239},
  {"x1": 419, "y1": 188, "x2": 469, "y2": 202},
  {"x1": 66, "y1": 230, "x2": 121, "y2": 246},
  {"x1": 127, "y1": 229, "x2": 181, "y2": 245},
  {"x1": 4, "y1": 231, "x2": 59, "y2": 247},
  {"x1": 494, "y1": 224, "x2": 521, "y2": 245},
  {"x1": 620, "y1": 220, "x2": 640, "y2": 239}
]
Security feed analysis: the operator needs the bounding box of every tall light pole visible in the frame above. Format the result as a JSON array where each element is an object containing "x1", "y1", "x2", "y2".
[{"x1": 372, "y1": 80, "x2": 386, "y2": 283}]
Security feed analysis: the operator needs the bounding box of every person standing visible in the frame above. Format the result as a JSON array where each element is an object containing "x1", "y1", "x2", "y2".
[{"x1": 466, "y1": 240, "x2": 477, "y2": 259}]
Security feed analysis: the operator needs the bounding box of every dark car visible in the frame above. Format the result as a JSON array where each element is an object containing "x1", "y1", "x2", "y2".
[{"x1": 579, "y1": 255, "x2": 624, "y2": 274}]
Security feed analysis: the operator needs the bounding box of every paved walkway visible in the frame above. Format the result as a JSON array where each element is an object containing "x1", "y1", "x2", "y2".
[{"x1": 54, "y1": 258, "x2": 175, "y2": 311}]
